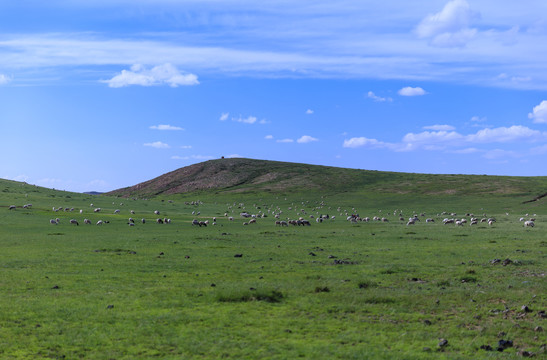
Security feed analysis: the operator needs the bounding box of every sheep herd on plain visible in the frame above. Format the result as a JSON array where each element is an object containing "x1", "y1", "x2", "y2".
[{"x1": 4, "y1": 200, "x2": 540, "y2": 230}]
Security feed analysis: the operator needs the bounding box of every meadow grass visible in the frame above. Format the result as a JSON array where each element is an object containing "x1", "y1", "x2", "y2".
[{"x1": 0, "y1": 179, "x2": 545, "y2": 359}]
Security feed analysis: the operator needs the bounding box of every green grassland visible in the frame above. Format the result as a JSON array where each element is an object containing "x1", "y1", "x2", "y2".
[{"x1": 0, "y1": 170, "x2": 546, "y2": 359}]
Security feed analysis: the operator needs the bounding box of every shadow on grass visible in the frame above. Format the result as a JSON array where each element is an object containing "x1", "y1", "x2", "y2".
[{"x1": 216, "y1": 289, "x2": 284, "y2": 303}]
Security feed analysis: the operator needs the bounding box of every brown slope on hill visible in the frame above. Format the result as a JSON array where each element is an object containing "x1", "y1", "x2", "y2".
[{"x1": 107, "y1": 158, "x2": 335, "y2": 197}]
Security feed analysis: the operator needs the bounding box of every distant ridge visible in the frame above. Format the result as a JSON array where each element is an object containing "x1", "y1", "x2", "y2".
[
  {"x1": 83, "y1": 191, "x2": 103, "y2": 195},
  {"x1": 106, "y1": 157, "x2": 547, "y2": 199}
]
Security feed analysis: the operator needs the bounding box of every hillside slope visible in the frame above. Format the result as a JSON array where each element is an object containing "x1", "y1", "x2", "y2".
[{"x1": 107, "y1": 158, "x2": 547, "y2": 200}]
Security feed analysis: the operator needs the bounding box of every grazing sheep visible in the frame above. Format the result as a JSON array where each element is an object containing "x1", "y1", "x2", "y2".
[
  {"x1": 69, "y1": 219, "x2": 79, "y2": 226},
  {"x1": 154, "y1": 210, "x2": 160, "y2": 215},
  {"x1": 84, "y1": 219, "x2": 91, "y2": 225},
  {"x1": 192, "y1": 219, "x2": 200, "y2": 226},
  {"x1": 94, "y1": 208, "x2": 101, "y2": 213},
  {"x1": 9, "y1": 205, "x2": 16, "y2": 210},
  {"x1": 128, "y1": 218, "x2": 135, "y2": 223},
  {"x1": 426, "y1": 218, "x2": 435, "y2": 223},
  {"x1": 114, "y1": 209, "x2": 120, "y2": 214},
  {"x1": 141, "y1": 218, "x2": 146, "y2": 224},
  {"x1": 50, "y1": 219, "x2": 58, "y2": 225},
  {"x1": 156, "y1": 218, "x2": 164, "y2": 224},
  {"x1": 524, "y1": 220, "x2": 535, "y2": 228},
  {"x1": 96, "y1": 220, "x2": 103, "y2": 225}
]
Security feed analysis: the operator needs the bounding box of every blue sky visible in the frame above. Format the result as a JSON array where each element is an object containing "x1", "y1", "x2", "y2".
[{"x1": 1, "y1": 0, "x2": 547, "y2": 192}]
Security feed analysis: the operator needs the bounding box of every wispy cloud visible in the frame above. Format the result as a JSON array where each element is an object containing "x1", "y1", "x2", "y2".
[
  {"x1": 0, "y1": 3, "x2": 546, "y2": 90},
  {"x1": 423, "y1": 124, "x2": 455, "y2": 131},
  {"x1": 277, "y1": 138, "x2": 294, "y2": 143},
  {"x1": 528, "y1": 100, "x2": 547, "y2": 124},
  {"x1": 180, "y1": 145, "x2": 192, "y2": 149},
  {"x1": 367, "y1": 91, "x2": 392, "y2": 102},
  {"x1": 150, "y1": 124, "x2": 184, "y2": 131},
  {"x1": 104, "y1": 63, "x2": 199, "y2": 88},
  {"x1": 297, "y1": 135, "x2": 319, "y2": 144},
  {"x1": 470, "y1": 115, "x2": 487, "y2": 122},
  {"x1": 306, "y1": 109, "x2": 314, "y2": 114},
  {"x1": 265, "y1": 135, "x2": 274, "y2": 140},
  {"x1": 398, "y1": 86, "x2": 427, "y2": 96},
  {"x1": 144, "y1": 141, "x2": 170, "y2": 149},
  {"x1": 219, "y1": 113, "x2": 229, "y2": 121},
  {"x1": 0, "y1": 74, "x2": 11, "y2": 85},
  {"x1": 233, "y1": 115, "x2": 257, "y2": 124}
]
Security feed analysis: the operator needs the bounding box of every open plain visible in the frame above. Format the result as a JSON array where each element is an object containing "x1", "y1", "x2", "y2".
[{"x1": 1, "y1": 159, "x2": 546, "y2": 359}]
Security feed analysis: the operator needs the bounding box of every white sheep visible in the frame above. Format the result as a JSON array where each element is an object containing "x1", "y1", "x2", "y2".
[
  {"x1": 524, "y1": 220, "x2": 535, "y2": 228},
  {"x1": 69, "y1": 219, "x2": 79, "y2": 226}
]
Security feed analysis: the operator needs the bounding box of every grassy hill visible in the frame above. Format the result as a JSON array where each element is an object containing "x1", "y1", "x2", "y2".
[{"x1": 107, "y1": 157, "x2": 547, "y2": 201}]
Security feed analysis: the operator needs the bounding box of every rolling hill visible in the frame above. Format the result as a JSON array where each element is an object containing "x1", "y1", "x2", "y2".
[{"x1": 106, "y1": 158, "x2": 547, "y2": 201}]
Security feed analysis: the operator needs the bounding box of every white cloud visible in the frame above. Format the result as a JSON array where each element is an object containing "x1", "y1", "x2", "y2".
[
  {"x1": 144, "y1": 141, "x2": 170, "y2": 149},
  {"x1": 265, "y1": 135, "x2": 274, "y2": 140},
  {"x1": 277, "y1": 138, "x2": 294, "y2": 143},
  {"x1": 415, "y1": 0, "x2": 477, "y2": 47},
  {"x1": 398, "y1": 86, "x2": 427, "y2": 96},
  {"x1": 403, "y1": 130, "x2": 463, "y2": 145},
  {"x1": 0, "y1": 74, "x2": 11, "y2": 85},
  {"x1": 180, "y1": 145, "x2": 192, "y2": 149},
  {"x1": 297, "y1": 135, "x2": 318, "y2": 144},
  {"x1": 219, "y1": 113, "x2": 229, "y2": 121},
  {"x1": 367, "y1": 91, "x2": 392, "y2": 102},
  {"x1": 528, "y1": 100, "x2": 547, "y2": 124},
  {"x1": 233, "y1": 115, "x2": 258, "y2": 124},
  {"x1": 150, "y1": 124, "x2": 184, "y2": 131},
  {"x1": 470, "y1": 116, "x2": 487, "y2": 122},
  {"x1": 466, "y1": 125, "x2": 545, "y2": 143},
  {"x1": 104, "y1": 63, "x2": 199, "y2": 88},
  {"x1": 429, "y1": 28, "x2": 477, "y2": 48},
  {"x1": 306, "y1": 109, "x2": 314, "y2": 114},
  {"x1": 343, "y1": 137, "x2": 388, "y2": 149},
  {"x1": 423, "y1": 124, "x2": 455, "y2": 131},
  {"x1": 344, "y1": 125, "x2": 547, "y2": 153}
]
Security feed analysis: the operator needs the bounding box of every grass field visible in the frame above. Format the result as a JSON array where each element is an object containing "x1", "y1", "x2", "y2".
[{"x1": 0, "y1": 177, "x2": 546, "y2": 359}]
